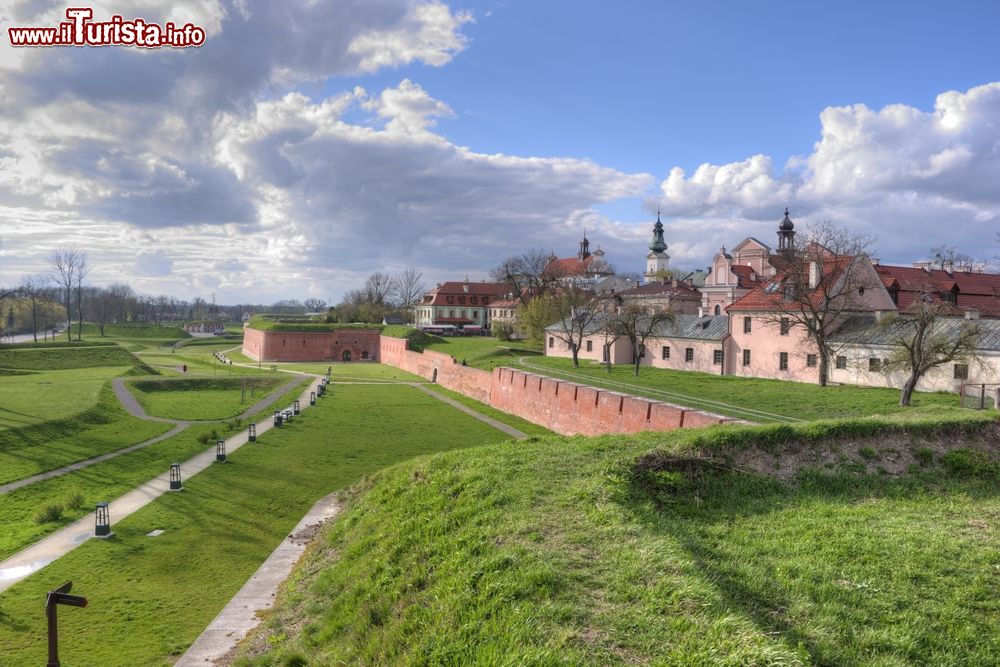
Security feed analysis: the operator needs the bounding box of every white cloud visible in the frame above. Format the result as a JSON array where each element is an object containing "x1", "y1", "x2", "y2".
[
  {"x1": 132, "y1": 249, "x2": 173, "y2": 277},
  {"x1": 347, "y1": 1, "x2": 473, "y2": 73},
  {"x1": 653, "y1": 82, "x2": 1000, "y2": 266}
]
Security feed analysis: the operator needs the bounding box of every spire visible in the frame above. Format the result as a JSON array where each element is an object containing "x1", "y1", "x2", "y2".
[
  {"x1": 648, "y1": 211, "x2": 667, "y2": 253},
  {"x1": 777, "y1": 207, "x2": 796, "y2": 252},
  {"x1": 578, "y1": 230, "x2": 591, "y2": 260}
]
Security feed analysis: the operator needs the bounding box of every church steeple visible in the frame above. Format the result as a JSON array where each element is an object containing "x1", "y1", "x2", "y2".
[
  {"x1": 577, "y1": 232, "x2": 591, "y2": 260},
  {"x1": 777, "y1": 206, "x2": 796, "y2": 253},
  {"x1": 649, "y1": 211, "x2": 667, "y2": 253}
]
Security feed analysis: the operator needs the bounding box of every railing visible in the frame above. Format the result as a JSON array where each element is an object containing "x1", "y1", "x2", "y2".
[{"x1": 960, "y1": 383, "x2": 1000, "y2": 410}]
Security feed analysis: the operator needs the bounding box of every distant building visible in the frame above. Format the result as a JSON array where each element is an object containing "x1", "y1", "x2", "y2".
[
  {"x1": 643, "y1": 212, "x2": 670, "y2": 282},
  {"x1": 413, "y1": 278, "x2": 510, "y2": 330},
  {"x1": 615, "y1": 280, "x2": 702, "y2": 315},
  {"x1": 546, "y1": 233, "x2": 614, "y2": 288}
]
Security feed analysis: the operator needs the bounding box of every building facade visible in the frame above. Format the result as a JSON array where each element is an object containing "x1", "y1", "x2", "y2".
[{"x1": 413, "y1": 279, "x2": 510, "y2": 330}]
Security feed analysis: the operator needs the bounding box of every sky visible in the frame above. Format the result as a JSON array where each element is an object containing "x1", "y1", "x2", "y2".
[{"x1": 0, "y1": 0, "x2": 998, "y2": 305}]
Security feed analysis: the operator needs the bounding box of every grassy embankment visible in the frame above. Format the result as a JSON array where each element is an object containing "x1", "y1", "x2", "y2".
[
  {"x1": 235, "y1": 412, "x2": 1000, "y2": 666},
  {"x1": 0, "y1": 383, "x2": 519, "y2": 666},
  {"x1": 127, "y1": 377, "x2": 287, "y2": 421}
]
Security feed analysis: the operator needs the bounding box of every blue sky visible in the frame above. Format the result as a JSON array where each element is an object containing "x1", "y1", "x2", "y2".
[{"x1": 0, "y1": 1, "x2": 998, "y2": 303}]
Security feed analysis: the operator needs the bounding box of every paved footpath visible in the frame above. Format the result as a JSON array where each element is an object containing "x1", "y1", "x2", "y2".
[
  {"x1": 0, "y1": 376, "x2": 323, "y2": 594},
  {"x1": 176, "y1": 493, "x2": 342, "y2": 666}
]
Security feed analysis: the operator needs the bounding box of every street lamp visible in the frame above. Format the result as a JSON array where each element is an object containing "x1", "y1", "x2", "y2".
[
  {"x1": 309, "y1": 391, "x2": 316, "y2": 405},
  {"x1": 216, "y1": 439, "x2": 226, "y2": 462},
  {"x1": 248, "y1": 423, "x2": 256, "y2": 442},
  {"x1": 274, "y1": 410, "x2": 282, "y2": 427},
  {"x1": 169, "y1": 463, "x2": 182, "y2": 491},
  {"x1": 293, "y1": 399, "x2": 300, "y2": 415},
  {"x1": 94, "y1": 502, "x2": 112, "y2": 538}
]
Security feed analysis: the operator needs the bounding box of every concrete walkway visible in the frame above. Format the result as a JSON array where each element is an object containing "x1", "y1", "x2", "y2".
[
  {"x1": 176, "y1": 493, "x2": 342, "y2": 666},
  {"x1": 0, "y1": 377, "x2": 323, "y2": 594},
  {"x1": 411, "y1": 383, "x2": 528, "y2": 440}
]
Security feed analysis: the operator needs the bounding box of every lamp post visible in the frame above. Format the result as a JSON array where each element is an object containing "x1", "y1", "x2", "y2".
[
  {"x1": 274, "y1": 410, "x2": 282, "y2": 427},
  {"x1": 310, "y1": 391, "x2": 316, "y2": 406},
  {"x1": 293, "y1": 399, "x2": 300, "y2": 415},
  {"x1": 169, "y1": 463, "x2": 182, "y2": 491},
  {"x1": 216, "y1": 439, "x2": 226, "y2": 462},
  {"x1": 248, "y1": 423, "x2": 256, "y2": 442},
  {"x1": 94, "y1": 502, "x2": 112, "y2": 538}
]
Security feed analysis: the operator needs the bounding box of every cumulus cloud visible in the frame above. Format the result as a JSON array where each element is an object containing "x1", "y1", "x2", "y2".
[
  {"x1": 132, "y1": 249, "x2": 173, "y2": 277},
  {"x1": 652, "y1": 82, "x2": 1000, "y2": 266}
]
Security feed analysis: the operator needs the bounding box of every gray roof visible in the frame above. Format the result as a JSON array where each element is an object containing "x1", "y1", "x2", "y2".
[
  {"x1": 546, "y1": 314, "x2": 728, "y2": 341},
  {"x1": 829, "y1": 315, "x2": 1000, "y2": 352}
]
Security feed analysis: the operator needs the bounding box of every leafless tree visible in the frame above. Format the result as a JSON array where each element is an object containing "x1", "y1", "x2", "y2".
[
  {"x1": 759, "y1": 221, "x2": 878, "y2": 386},
  {"x1": 18, "y1": 275, "x2": 48, "y2": 342},
  {"x1": 303, "y1": 298, "x2": 328, "y2": 313},
  {"x1": 928, "y1": 245, "x2": 975, "y2": 271},
  {"x1": 608, "y1": 301, "x2": 675, "y2": 376},
  {"x1": 491, "y1": 249, "x2": 564, "y2": 306},
  {"x1": 107, "y1": 283, "x2": 134, "y2": 322},
  {"x1": 363, "y1": 272, "x2": 395, "y2": 307},
  {"x1": 879, "y1": 296, "x2": 982, "y2": 406},
  {"x1": 392, "y1": 268, "x2": 426, "y2": 320},
  {"x1": 531, "y1": 290, "x2": 599, "y2": 367},
  {"x1": 73, "y1": 253, "x2": 89, "y2": 340},
  {"x1": 49, "y1": 247, "x2": 86, "y2": 341}
]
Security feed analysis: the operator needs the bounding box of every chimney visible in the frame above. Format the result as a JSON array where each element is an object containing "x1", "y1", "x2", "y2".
[
  {"x1": 672, "y1": 279, "x2": 679, "y2": 288},
  {"x1": 808, "y1": 260, "x2": 820, "y2": 289},
  {"x1": 698, "y1": 306, "x2": 704, "y2": 318}
]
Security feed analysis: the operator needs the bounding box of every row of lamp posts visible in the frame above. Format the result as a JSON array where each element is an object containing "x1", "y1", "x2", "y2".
[{"x1": 93, "y1": 378, "x2": 329, "y2": 539}]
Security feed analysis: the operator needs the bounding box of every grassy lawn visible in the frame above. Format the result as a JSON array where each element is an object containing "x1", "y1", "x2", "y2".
[
  {"x1": 232, "y1": 418, "x2": 1000, "y2": 666},
  {"x1": 422, "y1": 334, "x2": 543, "y2": 370},
  {"x1": 0, "y1": 366, "x2": 134, "y2": 430},
  {"x1": 0, "y1": 383, "x2": 172, "y2": 486},
  {"x1": 0, "y1": 384, "x2": 518, "y2": 665},
  {"x1": 420, "y1": 383, "x2": 554, "y2": 437},
  {"x1": 517, "y1": 356, "x2": 962, "y2": 422},
  {"x1": 0, "y1": 344, "x2": 139, "y2": 371},
  {"x1": 136, "y1": 344, "x2": 266, "y2": 378},
  {"x1": 127, "y1": 377, "x2": 287, "y2": 421}
]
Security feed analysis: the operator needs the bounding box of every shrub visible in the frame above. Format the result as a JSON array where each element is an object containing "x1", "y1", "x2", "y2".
[
  {"x1": 941, "y1": 449, "x2": 995, "y2": 476},
  {"x1": 36, "y1": 503, "x2": 64, "y2": 524},
  {"x1": 915, "y1": 448, "x2": 935, "y2": 466},
  {"x1": 64, "y1": 491, "x2": 85, "y2": 510}
]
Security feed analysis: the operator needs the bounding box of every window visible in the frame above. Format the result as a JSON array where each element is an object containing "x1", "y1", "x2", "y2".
[
  {"x1": 661, "y1": 346, "x2": 670, "y2": 360},
  {"x1": 713, "y1": 350, "x2": 724, "y2": 365},
  {"x1": 548, "y1": 337, "x2": 554, "y2": 349},
  {"x1": 714, "y1": 304, "x2": 721, "y2": 316},
  {"x1": 868, "y1": 358, "x2": 881, "y2": 372},
  {"x1": 836, "y1": 355, "x2": 847, "y2": 369},
  {"x1": 460, "y1": 310, "x2": 466, "y2": 318},
  {"x1": 954, "y1": 363, "x2": 969, "y2": 380},
  {"x1": 743, "y1": 349, "x2": 751, "y2": 366},
  {"x1": 586, "y1": 340, "x2": 593, "y2": 352},
  {"x1": 685, "y1": 348, "x2": 694, "y2": 362},
  {"x1": 743, "y1": 316, "x2": 752, "y2": 333},
  {"x1": 806, "y1": 354, "x2": 817, "y2": 367},
  {"x1": 471, "y1": 296, "x2": 478, "y2": 304},
  {"x1": 449, "y1": 310, "x2": 455, "y2": 318},
  {"x1": 780, "y1": 318, "x2": 790, "y2": 335},
  {"x1": 779, "y1": 352, "x2": 788, "y2": 370}
]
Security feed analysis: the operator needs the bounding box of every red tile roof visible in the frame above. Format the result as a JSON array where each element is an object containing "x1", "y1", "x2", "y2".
[
  {"x1": 727, "y1": 256, "x2": 853, "y2": 312},
  {"x1": 730, "y1": 265, "x2": 757, "y2": 288},
  {"x1": 875, "y1": 264, "x2": 1000, "y2": 316},
  {"x1": 548, "y1": 256, "x2": 600, "y2": 276},
  {"x1": 421, "y1": 281, "x2": 512, "y2": 307},
  {"x1": 618, "y1": 282, "x2": 701, "y2": 299}
]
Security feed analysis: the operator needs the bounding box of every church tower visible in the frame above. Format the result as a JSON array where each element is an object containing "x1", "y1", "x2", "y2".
[
  {"x1": 644, "y1": 212, "x2": 671, "y2": 282},
  {"x1": 777, "y1": 207, "x2": 796, "y2": 253},
  {"x1": 577, "y1": 233, "x2": 591, "y2": 260}
]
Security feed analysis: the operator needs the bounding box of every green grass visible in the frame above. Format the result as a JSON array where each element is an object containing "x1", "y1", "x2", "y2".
[
  {"x1": 127, "y1": 377, "x2": 287, "y2": 421},
  {"x1": 422, "y1": 334, "x2": 543, "y2": 370},
  {"x1": 231, "y1": 417, "x2": 1000, "y2": 666},
  {"x1": 420, "y1": 383, "x2": 555, "y2": 437},
  {"x1": 0, "y1": 383, "x2": 172, "y2": 485},
  {"x1": 518, "y1": 356, "x2": 963, "y2": 422},
  {"x1": 0, "y1": 366, "x2": 134, "y2": 431},
  {"x1": 0, "y1": 344, "x2": 139, "y2": 370},
  {"x1": 246, "y1": 316, "x2": 381, "y2": 332},
  {"x1": 0, "y1": 384, "x2": 517, "y2": 665},
  {"x1": 136, "y1": 344, "x2": 268, "y2": 378},
  {"x1": 79, "y1": 322, "x2": 192, "y2": 339}
]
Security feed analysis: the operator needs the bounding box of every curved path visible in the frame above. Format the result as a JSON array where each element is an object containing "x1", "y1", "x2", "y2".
[{"x1": 0, "y1": 376, "x2": 305, "y2": 496}]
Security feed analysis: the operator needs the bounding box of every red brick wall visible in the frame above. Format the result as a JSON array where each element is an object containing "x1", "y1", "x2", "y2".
[
  {"x1": 243, "y1": 328, "x2": 381, "y2": 362},
  {"x1": 380, "y1": 336, "x2": 734, "y2": 435}
]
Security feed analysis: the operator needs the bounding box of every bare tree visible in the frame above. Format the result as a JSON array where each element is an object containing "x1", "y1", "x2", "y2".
[
  {"x1": 759, "y1": 221, "x2": 879, "y2": 386},
  {"x1": 392, "y1": 268, "x2": 426, "y2": 320},
  {"x1": 928, "y1": 245, "x2": 975, "y2": 271},
  {"x1": 303, "y1": 298, "x2": 328, "y2": 313},
  {"x1": 363, "y1": 272, "x2": 395, "y2": 307},
  {"x1": 491, "y1": 249, "x2": 564, "y2": 307},
  {"x1": 608, "y1": 301, "x2": 675, "y2": 376},
  {"x1": 19, "y1": 275, "x2": 49, "y2": 342},
  {"x1": 49, "y1": 247, "x2": 86, "y2": 341},
  {"x1": 107, "y1": 283, "x2": 134, "y2": 322},
  {"x1": 879, "y1": 297, "x2": 982, "y2": 406},
  {"x1": 531, "y1": 290, "x2": 598, "y2": 367},
  {"x1": 74, "y1": 253, "x2": 89, "y2": 340}
]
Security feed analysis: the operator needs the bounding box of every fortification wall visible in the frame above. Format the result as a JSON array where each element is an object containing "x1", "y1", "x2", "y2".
[
  {"x1": 379, "y1": 336, "x2": 737, "y2": 435},
  {"x1": 243, "y1": 328, "x2": 381, "y2": 362}
]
